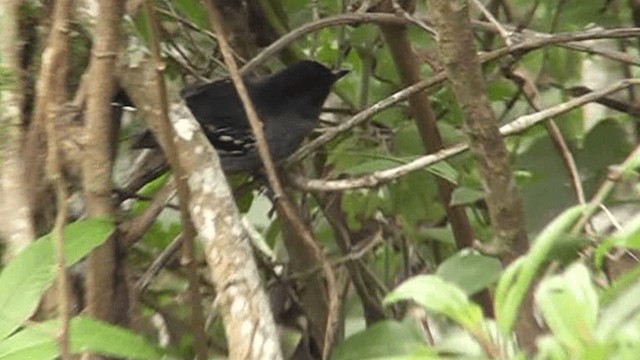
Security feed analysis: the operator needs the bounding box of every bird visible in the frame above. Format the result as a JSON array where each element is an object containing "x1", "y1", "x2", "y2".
[{"x1": 135, "y1": 61, "x2": 348, "y2": 174}]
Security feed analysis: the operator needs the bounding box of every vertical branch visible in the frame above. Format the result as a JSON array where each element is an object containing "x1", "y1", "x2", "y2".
[
  {"x1": 427, "y1": 0, "x2": 538, "y2": 352},
  {"x1": 48, "y1": 149, "x2": 70, "y2": 360},
  {"x1": 118, "y1": 59, "x2": 285, "y2": 359},
  {"x1": 205, "y1": 2, "x2": 339, "y2": 357},
  {"x1": 316, "y1": 193, "x2": 387, "y2": 324},
  {"x1": 33, "y1": 0, "x2": 73, "y2": 357},
  {"x1": 0, "y1": 0, "x2": 35, "y2": 260},
  {"x1": 504, "y1": 69, "x2": 586, "y2": 206},
  {"x1": 140, "y1": 1, "x2": 208, "y2": 358},
  {"x1": 378, "y1": 0, "x2": 492, "y2": 315},
  {"x1": 82, "y1": 2, "x2": 127, "y2": 345}
]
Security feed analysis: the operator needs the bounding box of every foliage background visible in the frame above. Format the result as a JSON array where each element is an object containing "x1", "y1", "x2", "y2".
[{"x1": 1, "y1": 0, "x2": 640, "y2": 359}]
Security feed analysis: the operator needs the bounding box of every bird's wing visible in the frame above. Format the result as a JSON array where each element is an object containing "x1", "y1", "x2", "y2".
[
  {"x1": 182, "y1": 79, "x2": 249, "y2": 129},
  {"x1": 182, "y1": 79, "x2": 258, "y2": 154}
]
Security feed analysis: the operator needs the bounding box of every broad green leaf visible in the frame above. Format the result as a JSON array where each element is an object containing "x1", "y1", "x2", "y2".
[
  {"x1": 595, "y1": 213, "x2": 640, "y2": 268},
  {"x1": 420, "y1": 226, "x2": 455, "y2": 245},
  {"x1": 388, "y1": 171, "x2": 442, "y2": 231},
  {"x1": 0, "y1": 322, "x2": 55, "y2": 360},
  {"x1": 333, "y1": 320, "x2": 435, "y2": 360},
  {"x1": 514, "y1": 135, "x2": 578, "y2": 234},
  {"x1": 535, "y1": 263, "x2": 597, "y2": 353},
  {"x1": 0, "y1": 316, "x2": 164, "y2": 360},
  {"x1": 597, "y1": 280, "x2": 640, "y2": 338},
  {"x1": 131, "y1": 11, "x2": 151, "y2": 47},
  {"x1": 436, "y1": 250, "x2": 502, "y2": 295},
  {"x1": 599, "y1": 265, "x2": 640, "y2": 306},
  {"x1": 534, "y1": 336, "x2": 569, "y2": 360},
  {"x1": 487, "y1": 79, "x2": 516, "y2": 102},
  {"x1": 173, "y1": 0, "x2": 209, "y2": 29},
  {"x1": 0, "y1": 218, "x2": 114, "y2": 339},
  {"x1": 70, "y1": 317, "x2": 164, "y2": 359},
  {"x1": 516, "y1": 120, "x2": 632, "y2": 234},
  {"x1": 495, "y1": 206, "x2": 584, "y2": 334},
  {"x1": 384, "y1": 275, "x2": 484, "y2": 332},
  {"x1": 426, "y1": 161, "x2": 459, "y2": 185},
  {"x1": 450, "y1": 187, "x2": 485, "y2": 206}
]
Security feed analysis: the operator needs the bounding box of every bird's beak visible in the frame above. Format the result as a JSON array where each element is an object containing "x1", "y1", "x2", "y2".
[{"x1": 333, "y1": 69, "x2": 350, "y2": 80}]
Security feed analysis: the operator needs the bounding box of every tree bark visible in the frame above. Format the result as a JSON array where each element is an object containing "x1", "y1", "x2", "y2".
[
  {"x1": 0, "y1": 0, "x2": 36, "y2": 261},
  {"x1": 427, "y1": 0, "x2": 538, "y2": 352}
]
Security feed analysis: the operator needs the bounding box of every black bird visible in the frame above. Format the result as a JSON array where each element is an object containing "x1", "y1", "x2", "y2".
[{"x1": 137, "y1": 61, "x2": 348, "y2": 174}]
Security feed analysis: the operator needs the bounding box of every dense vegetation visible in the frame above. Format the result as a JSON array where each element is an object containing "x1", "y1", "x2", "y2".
[{"x1": 1, "y1": 0, "x2": 639, "y2": 359}]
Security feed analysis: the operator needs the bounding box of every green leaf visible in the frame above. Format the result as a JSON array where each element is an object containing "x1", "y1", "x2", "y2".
[
  {"x1": 384, "y1": 275, "x2": 484, "y2": 332},
  {"x1": 436, "y1": 250, "x2": 502, "y2": 295},
  {"x1": 131, "y1": 11, "x2": 151, "y2": 47},
  {"x1": 597, "y1": 279, "x2": 640, "y2": 338},
  {"x1": 535, "y1": 263, "x2": 598, "y2": 353},
  {"x1": 535, "y1": 336, "x2": 569, "y2": 360},
  {"x1": 450, "y1": 187, "x2": 485, "y2": 206},
  {"x1": 595, "y1": 213, "x2": 640, "y2": 268},
  {"x1": 0, "y1": 316, "x2": 164, "y2": 360},
  {"x1": 599, "y1": 265, "x2": 640, "y2": 306},
  {"x1": 70, "y1": 317, "x2": 164, "y2": 359},
  {"x1": 495, "y1": 205, "x2": 584, "y2": 335},
  {"x1": 0, "y1": 219, "x2": 114, "y2": 339},
  {"x1": 333, "y1": 320, "x2": 435, "y2": 360},
  {"x1": 426, "y1": 161, "x2": 459, "y2": 185},
  {"x1": 173, "y1": 0, "x2": 209, "y2": 29},
  {"x1": 420, "y1": 226, "x2": 455, "y2": 245}
]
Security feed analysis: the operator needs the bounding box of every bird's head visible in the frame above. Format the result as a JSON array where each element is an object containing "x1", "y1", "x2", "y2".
[{"x1": 254, "y1": 61, "x2": 348, "y2": 119}]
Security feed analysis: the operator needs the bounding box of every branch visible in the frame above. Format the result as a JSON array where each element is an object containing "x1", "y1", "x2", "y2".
[
  {"x1": 82, "y1": 0, "x2": 127, "y2": 338},
  {"x1": 242, "y1": 13, "x2": 408, "y2": 73},
  {"x1": 0, "y1": 0, "x2": 35, "y2": 260},
  {"x1": 284, "y1": 26, "x2": 640, "y2": 167},
  {"x1": 34, "y1": 0, "x2": 74, "y2": 356},
  {"x1": 380, "y1": 0, "x2": 476, "y2": 250},
  {"x1": 291, "y1": 78, "x2": 640, "y2": 191},
  {"x1": 141, "y1": 1, "x2": 207, "y2": 358},
  {"x1": 572, "y1": 144, "x2": 640, "y2": 235},
  {"x1": 206, "y1": 2, "x2": 338, "y2": 357}
]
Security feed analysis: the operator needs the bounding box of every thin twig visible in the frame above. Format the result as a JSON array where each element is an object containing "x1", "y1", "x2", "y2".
[
  {"x1": 137, "y1": 234, "x2": 184, "y2": 292},
  {"x1": 121, "y1": 178, "x2": 177, "y2": 247},
  {"x1": 206, "y1": 2, "x2": 339, "y2": 357},
  {"x1": 142, "y1": 2, "x2": 208, "y2": 359},
  {"x1": 571, "y1": 144, "x2": 640, "y2": 235},
  {"x1": 242, "y1": 13, "x2": 408, "y2": 73},
  {"x1": 284, "y1": 27, "x2": 640, "y2": 167},
  {"x1": 470, "y1": 0, "x2": 511, "y2": 44},
  {"x1": 503, "y1": 67, "x2": 587, "y2": 206},
  {"x1": 37, "y1": 0, "x2": 73, "y2": 356},
  {"x1": 472, "y1": 20, "x2": 640, "y2": 67},
  {"x1": 291, "y1": 78, "x2": 640, "y2": 192}
]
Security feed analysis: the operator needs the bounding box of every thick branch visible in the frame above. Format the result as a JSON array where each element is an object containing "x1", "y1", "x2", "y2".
[
  {"x1": 207, "y1": 1, "x2": 339, "y2": 357},
  {"x1": 380, "y1": 1, "x2": 476, "y2": 250},
  {"x1": 285, "y1": 27, "x2": 640, "y2": 166},
  {"x1": 379, "y1": 0, "x2": 492, "y2": 316},
  {"x1": 428, "y1": 0, "x2": 535, "y2": 352},
  {"x1": 291, "y1": 78, "x2": 640, "y2": 191},
  {"x1": 82, "y1": 1, "x2": 127, "y2": 339},
  {"x1": 0, "y1": 0, "x2": 35, "y2": 260},
  {"x1": 116, "y1": 57, "x2": 283, "y2": 359},
  {"x1": 141, "y1": 1, "x2": 208, "y2": 358}
]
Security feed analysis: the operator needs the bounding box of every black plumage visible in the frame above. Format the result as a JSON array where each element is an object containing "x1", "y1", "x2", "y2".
[{"x1": 180, "y1": 60, "x2": 347, "y2": 173}]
